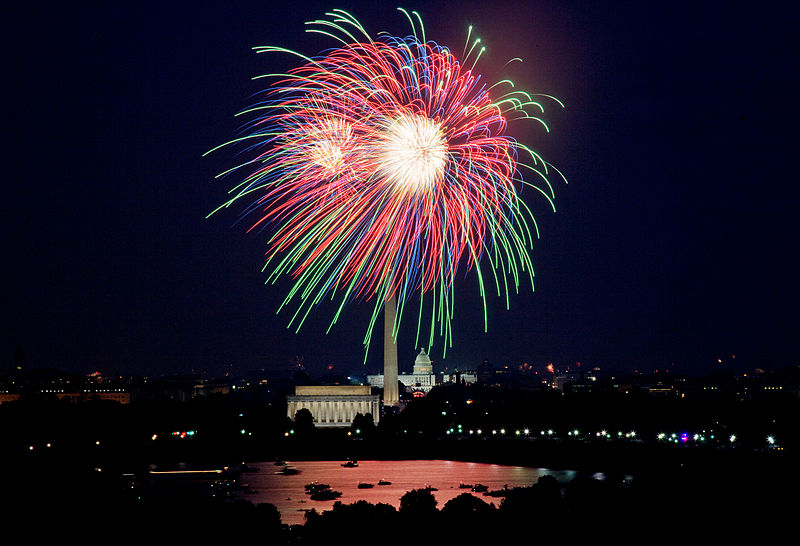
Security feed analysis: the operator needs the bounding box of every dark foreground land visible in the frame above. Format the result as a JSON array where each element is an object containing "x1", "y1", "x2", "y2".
[
  {"x1": 5, "y1": 440, "x2": 796, "y2": 543},
  {"x1": 2, "y1": 387, "x2": 798, "y2": 542}
]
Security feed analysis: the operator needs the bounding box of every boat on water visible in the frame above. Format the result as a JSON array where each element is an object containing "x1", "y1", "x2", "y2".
[
  {"x1": 310, "y1": 489, "x2": 342, "y2": 501},
  {"x1": 471, "y1": 484, "x2": 488, "y2": 493},
  {"x1": 148, "y1": 466, "x2": 240, "y2": 480},
  {"x1": 304, "y1": 482, "x2": 331, "y2": 494},
  {"x1": 458, "y1": 482, "x2": 473, "y2": 489},
  {"x1": 377, "y1": 479, "x2": 392, "y2": 486},
  {"x1": 273, "y1": 460, "x2": 287, "y2": 466},
  {"x1": 276, "y1": 466, "x2": 300, "y2": 475},
  {"x1": 357, "y1": 482, "x2": 374, "y2": 489},
  {"x1": 341, "y1": 460, "x2": 359, "y2": 467}
]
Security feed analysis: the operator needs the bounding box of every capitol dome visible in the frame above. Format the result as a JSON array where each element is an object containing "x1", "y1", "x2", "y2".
[{"x1": 413, "y1": 348, "x2": 433, "y2": 375}]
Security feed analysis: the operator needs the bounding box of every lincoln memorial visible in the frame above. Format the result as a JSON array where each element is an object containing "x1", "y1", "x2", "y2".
[{"x1": 286, "y1": 385, "x2": 381, "y2": 427}]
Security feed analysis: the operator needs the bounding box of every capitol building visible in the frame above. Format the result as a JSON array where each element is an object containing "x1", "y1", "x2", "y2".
[{"x1": 367, "y1": 348, "x2": 476, "y2": 396}]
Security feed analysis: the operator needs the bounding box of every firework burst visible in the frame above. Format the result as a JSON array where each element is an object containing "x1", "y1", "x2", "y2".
[{"x1": 207, "y1": 9, "x2": 566, "y2": 358}]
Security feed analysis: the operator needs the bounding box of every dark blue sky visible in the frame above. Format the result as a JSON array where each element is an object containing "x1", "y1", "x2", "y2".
[{"x1": 4, "y1": 1, "x2": 798, "y2": 377}]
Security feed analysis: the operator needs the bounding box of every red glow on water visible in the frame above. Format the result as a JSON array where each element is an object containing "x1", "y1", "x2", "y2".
[{"x1": 235, "y1": 460, "x2": 594, "y2": 525}]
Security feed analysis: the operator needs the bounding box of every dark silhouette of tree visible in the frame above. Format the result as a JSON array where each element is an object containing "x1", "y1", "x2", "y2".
[
  {"x1": 399, "y1": 488, "x2": 437, "y2": 517},
  {"x1": 497, "y1": 475, "x2": 565, "y2": 539},
  {"x1": 441, "y1": 492, "x2": 495, "y2": 517},
  {"x1": 351, "y1": 412, "x2": 376, "y2": 436},
  {"x1": 303, "y1": 501, "x2": 397, "y2": 544},
  {"x1": 441, "y1": 493, "x2": 497, "y2": 541},
  {"x1": 255, "y1": 502, "x2": 284, "y2": 538},
  {"x1": 294, "y1": 407, "x2": 315, "y2": 436}
]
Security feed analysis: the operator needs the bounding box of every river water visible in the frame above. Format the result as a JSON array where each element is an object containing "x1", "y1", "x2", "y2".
[{"x1": 235, "y1": 460, "x2": 628, "y2": 525}]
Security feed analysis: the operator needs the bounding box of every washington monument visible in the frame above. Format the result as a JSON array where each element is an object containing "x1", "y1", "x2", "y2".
[{"x1": 383, "y1": 294, "x2": 399, "y2": 406}]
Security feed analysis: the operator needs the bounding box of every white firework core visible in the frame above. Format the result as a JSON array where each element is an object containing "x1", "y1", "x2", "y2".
[
  {"x1": 378, "y1": 113, "x2": 448, "y2": 193},
  {"x1": 308, "y1": 118, "x2": 352, "y2": 173},
  {"x1": 310, "y1": 140, "x2": 345, "y2": 172}
]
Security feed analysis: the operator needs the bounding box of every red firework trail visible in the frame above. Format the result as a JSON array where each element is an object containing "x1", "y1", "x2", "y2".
[{"x1": 207, "y1": 9, "x2": 565, "y2": 357}]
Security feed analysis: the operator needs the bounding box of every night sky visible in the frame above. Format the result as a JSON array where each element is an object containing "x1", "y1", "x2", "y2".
[{"x1": 4, "y1": 1, "x2": 798, "y2": 377}]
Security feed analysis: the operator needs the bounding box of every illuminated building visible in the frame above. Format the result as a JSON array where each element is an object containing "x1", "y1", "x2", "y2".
[
  {"x1": 368, "y1": 348, "x2": 476, "y2": 396},
  {"x1": 286, "y1": 386, "x2": 380, "y2": 427},
  {"x1": 42, "y1": 390, "x2": 132, "y2": 404}
]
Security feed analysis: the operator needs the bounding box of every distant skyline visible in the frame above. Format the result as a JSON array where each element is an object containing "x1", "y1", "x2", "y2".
[{"x1": 4, "y1": 1, "x2": 798, "y2": 378}]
